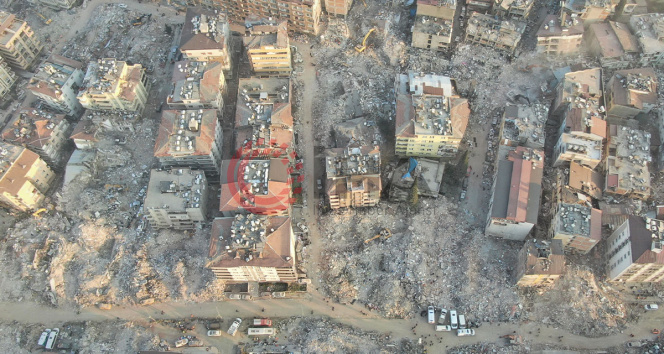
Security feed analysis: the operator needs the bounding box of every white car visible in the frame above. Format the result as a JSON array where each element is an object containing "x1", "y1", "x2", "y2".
[
  {"x1": 228, "y1": 293, "x2": 241, "y2": 300},
  {"x1": 272, "y1": 292, "x2": 286, "y2": 298},
  {"x1": 439, "y1": 308, "x2": 448, "y2": 324},
  {"x1": 457, "y1": 329, "x2": 475, "y2": 337},
  {"x1": 38, "y1": 329, "x2": 51, "y2": 346},
  {"x1": 436, "y1": 325, "x2": 452, "y2": 332},
  {"x1": 645, "y1": 304, "x2": 659, "y2": 311},
  {"x1": 207, "y1": 330, "x2": 222, "y2": 337},
  {"x1": 117, "y1": 4, "x2": 127, "y2": 8},
  {"x1": 427, "y1": 306, "x2": 435, "y2": 324}
]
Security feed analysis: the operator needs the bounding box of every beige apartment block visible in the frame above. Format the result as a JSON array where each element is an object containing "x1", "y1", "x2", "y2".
[
  {"x1": 629, "y1": 14, "x2": 664, "y2": 67},
  {"x1": 465, "y1": 12, "x2": 525, "y2": 55},
  {"x1": 0, "y1": 141, "x2": 55, "y2": 212},
  {"x1": 154, "y1": 109, "x2": 223, "y2": 178},
  {"x1": 549, "y1": 194, "x2": 602, "y2": 254},
  {"x1": 552, "y1": 102, "x2": 606, "y2": 169},
  {"x1": 325, "y1": 145, "x2": 381, "y2": 210},
  {"x1": 180, "y1": 8, "x2": 232, "y2": 74},
  {"x1": 0, "y1": 57, "x2": 15, "y2": 100},
  {"x1": 493, "y1": 0, "x2": 535, "y2": 19},
  {"x1": 325, "y1": 0, "x2": 353, "y2": 16},
  {"x1": 605, "y1": 67, "x2": 657, "y2": 123},
  {"x1": 536, "y1": 14, "x2": 584, "y2": 56},
  {"x1": 144, "y1": 168, "x2": 208, "y2": 230},
  {"x1": 234, "y1": 77, "x2": 293, "y2": 156},
  {"x1": 562, "y1": 0, "x2": 618, "y2": 24},
  {"x1": 167, "y1": 61, "x2": 225, "y2": 111},
  {"x1": 77, "y1": 59, "x2": 149, "y2": 114},
  {"x1": 244, "y1": 21, "x2": 292, "y2": 77},
  {"x1": 216, "y1": 0, "x2": 321, "y2": 35},
  {"x1": 515, "y1": 239, "x2": 565, "y2": 287},
  {"x1": 411, "y1": 0, "x2": 456, "y2": 52},
  {"x1": 27, "y1": 55, "x2": 85, "y2": 116},
  {"x1": 485, "y1": 147, "x2": 544, "y2": 241},
  {"x1": 206, "y1": 215, "x2": 298, "y2": 282},
  {"x1": 585, "y1": 22, "x2": 640, "y2": 69},
  {"x1": 607, "y1": 215, "x2": 664, "y2": 283},
  {"x1": 0, "y1": 12, "x2": 43, "y2": 70},
  {"x1": 29, "y1": 0, "x2": 79, "y2": 10},
  {"x1": 2, "y1": 108, "x2": 70, "y2": 167},
  {"x1": 605, "y1": 125, "x2": 651, "y2": 200},
  {"x1": 552, "y1": 68, "x2": 602, "y2": 115},
  {"x1": 395, "y1": 71, "x2": 470, "y2": 159}
]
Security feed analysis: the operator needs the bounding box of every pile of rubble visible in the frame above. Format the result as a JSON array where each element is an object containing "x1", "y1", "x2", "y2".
[
  {"x1": 280, "y1": 317, "x2": 422, "y2": 353},
  {"x1": 318, "y1": 198, "x2": 520, "y2": 321}
]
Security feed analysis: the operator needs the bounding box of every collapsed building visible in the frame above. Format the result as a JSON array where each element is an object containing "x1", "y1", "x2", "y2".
[
  {"x1": 167, "y1": 61, "x2": 225, "y2": 111},
  {"x1": 243, "y1": 21, "x2": 292, "y2": 77},
  {"x1": 390, "y1": 157, "x2": 445, "y2": 200},
  {"x1": 411, "y1": 0, "x2": 456, "y2": 52},
  {"x1": 606, "y1": 215, "x2": 664, "y2": 282},
  {"x1": 0, "y1": 57, "x2": 15, "y2": 101},
  {"x1": 69, "y1": 110, "x2": 140, "y2": 150},
  {"x1": 325, "y1": 145, "x2": 381, "y2": 209},
  {"x1": 154, "y1": 109, "x2": 223, "y2": 179},
  {"x1": 0, "y1": 141, "x2": 55, "y2": 212},
  {"x1": 629, "y1": 13, "x2": 664, "y2": 67},
  {"x1": 27, "y1": 0, "x2": 79, "y2": 10},
  {"x1": 219, "y1": 158, "x2": 292, "y2": 216},
  {"x1": 206, "y1": 214, "x2": 297, "y2": 282},
  {"x1": 27, "y1": 55, "x2": 85, "y2": 116},
  {"x1": 1, "y1": 109, "x2": 70, "y2": 167},
  {"x1": 561, "y1": 0, "x2": 618, "y2": 24},
  {"x1": 465, "y1": 12, "x2": 525, "y2": 56},
  {"x1": 536, "y1": 13, "x2": 584, "y2": 56},
  {"x1": 0, "y1": 11, "x2": 43, "y2": 70},
  {"x1": 216, "y1": 0, "x2": 321, "y2": 35},
  {"x1": 394, "y1": 71, "x2": 469, "y2": 159},
  {"x1": 549, "y1": 191, "x2": 602, "y2": 254},
  {"x1": 180, "y1": 8, "x2": 232, "y2": 75},
  {"x1": 515, "y1": 239, "x2": 565, "y2": 287},
  {"x1": 144, "y1": 168, "x2": 208, "y2": 230},
  {"x1": 493, "y1": 0, "x2": 535, "y2": 19},
  {"x1": 499, "y1": 104, "x2": 548, "y2": 149},
  {"x1": 77, "y1": 58, "x2": 150, "y2": 114},
  {"x1": 234, "y1": 77, "x2": 293, "y2": 157},
  {"x1": 585, "y1": 22, "x2": 640, "y2": 69},
  {"x1": 604, "y1": 67, "x2": 657, "y2": 124},
  {"x1": 605, "y1": 125, "x2": 651, "y2": 200},
  {"x1": 485, "y1": 146, "x2": 544, "y2": 241},
  {"x1": 561, "y1": 161, "x2": 603, "y2": 200}
]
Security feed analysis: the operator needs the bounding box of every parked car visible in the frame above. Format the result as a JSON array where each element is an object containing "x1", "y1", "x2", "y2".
[
  {"x1": 228, "y1": 293, "x2": 241, "y2": 300},
  {"x1": 317, "y1": 179, "x2": 322, "y2": 190},
  {"x1": 435, "y1": 325, "x2": 452, "y2": 332},
  {"x1": 207, "y1": 330, "x2": 222, "y2": 337},
  {"x1": 438, "y1": 308, "x2": 448, "y2": 324},
  {"x1": 459, "y1": 190, "x2": 466, "y2": 201},
  {"x1": 457, "y1": 329, "x2": 475, "y2": 337},
  {"x1": 272, "y1": 292, "x2": 286, "y2": 298},
  {"x1": 645, "y1": 304, "x2": 659, "y2": 311},
  {"x1": 627, "y1": 341, "x2": 642, "y2": 347},
  {"x1": 241, "y1": 294, "x2": 253, "y2": 300}
]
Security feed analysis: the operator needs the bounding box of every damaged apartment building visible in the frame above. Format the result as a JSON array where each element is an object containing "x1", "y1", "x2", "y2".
[
  {"x1": 234, "y1": 77, "x2": 293, "y2": 156},
  {"x1": 144, "y1": 168, "x2": 208, "y2": 230},
  {"x1": 216, "y1": 0, "x2": 321, "y2": 35},
  {"x1": 1, "y1": 108, "x2": 70, "y2": 167},
  {"x1": 27, "y1": 55, "x2": 84, "y2": 116},
  {"x1": 69, "y1": 110, "x2": 140, "y2": 150},
  {"x1": 390, "y1": 157, "x2": 445, "y2": 200},
  {"x1": 515, "y1": 239, "x2": 565, "y2": 287},
  {"x1": 180, "y1": 8, "x2": 233, "y2": 75},
  {"x1": 561, "y1": 0, "x2": 617, "y2": 23},
  {"x1": 559, "y1": 161, "x2": 603, "y2": 200},
  {"x1": 411, "y1": 0, "x2": 456, "y2": 52},
  {"x1": 167, "y1": 61, "x2": 225, "y2": 111},
  {"x1": 243, "y1": 21, "x2": 292, "y2": 77},
  {"x1": 154, "y1": 109, "x2": 223, "y2": 179},
  {"x1": 551, "y1": 68, "x2": 606, "y2": 169},
  {"x1": 395, "y1": 71, "x2": 469, "y2": 159},
  {"x1": 0, "y1": 11, "x2": 43, "y2": 70},
  {"x1": 465, "y1": 12, "x2": 525, "y2": 56},
  {"x1": 325, "y1": 0, "x2": 352, "y2": 16},
  {"x1": 585, "y1": 22, "x2": 640, "y2": 69},
  {"x1": 605, "y1": 125, "x2": 652, "y2": 200},
  {"x1": 606, "y1": 214, "x2": 664, "y2": 283},
  {"x1": 536, "y1": 12, "x2": 584, "y2": 56},
  {"x1": 549, "y1": 186, "x2": 602, "y2": 254},
  {"x1": 27, "y1": 0, "x2": 79, "y2": 10},
  {"x1": 206, "y1": 214, "x2": 297, "y2": 282},
  {"x1": 493, "y1": 0, "x2": 535, "y2": 19},
  {"x1": 220, "y1": 158, "x2": 293, "y2": 216},
  {"x1": 486, "y1": 146, "x2": 544, "y2": 241},
  {"x1": 499, "y1": 104, "x2": 548, "y2": 149},
  {"x1": 0, "y1": 57, "x2": 15, "y2": 101},
  {"x1": 0, "y1": 141, "x2": 55, "y2": 211},
  {"x1": 325, "y1": 145, "x2": 381, "y2": 209},
  {"x1": 604, "y1": 67, "x2": 657, "y2": 125},
  {"x1": 629, "y1": 13, "x2": 664, "y2": 67},
  {"x1": 77, "y1": 58, "x2": 150, "y2": 114}
]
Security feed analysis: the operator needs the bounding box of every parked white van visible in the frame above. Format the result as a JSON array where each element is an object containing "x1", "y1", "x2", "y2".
[
  {"x1": 427, "y1": 306, "x2": 435, "y2": 324},
  {"x1": 436, "y1": 325, "x2": 452, "y2": 332},
  {"x1": 438, "y1": 308, "x2": 448, "y2": 324},
  {"x1": 450, "y1": 310, "x2": 458, "y2": 329},
  {"x1": 457, "y1": 329, "x2": 475, "y2": 337},
  {"x1": 458, "y1": 314, "x2": 466, "y2": 329}
]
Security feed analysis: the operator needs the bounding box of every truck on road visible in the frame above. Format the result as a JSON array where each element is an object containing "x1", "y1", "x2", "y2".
[{"x1": 253, "y1": 319, "x2": 272, "y2": 326}]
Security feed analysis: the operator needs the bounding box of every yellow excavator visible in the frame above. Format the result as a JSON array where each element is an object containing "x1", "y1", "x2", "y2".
[
  {"x1": 355, "y1": 28, "x2": 376, "y2": 53},
  {"x1": 33, "y1": 208, "x2": 48, "y2": 218},
  {"x1": 35, "y1": 12, "x2": 52, "y2": 25},
  {"x1": 364, "y1": 228, "x2": 392, "y2": 244}
]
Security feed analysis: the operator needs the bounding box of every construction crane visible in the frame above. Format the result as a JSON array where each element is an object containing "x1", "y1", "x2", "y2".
[
  {"x1": 364, "y1": 228, "x2": 392, "y2": 244},
  {"x1": 355, "y1": 28, "x2": 376, "y2": 53},
  {"x1": 35, "y1": 12, "x2": 52, "y2": 25}
]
